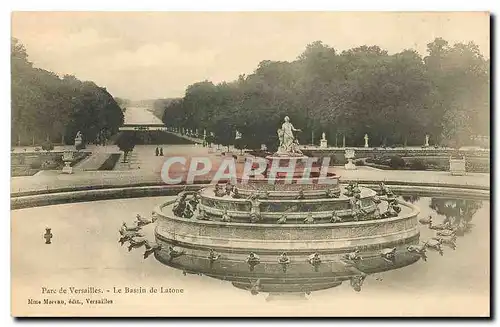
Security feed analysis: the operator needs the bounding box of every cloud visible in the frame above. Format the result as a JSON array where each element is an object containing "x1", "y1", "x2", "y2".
[
  {"x1": 11, "y1": 12, "x2": 490, "y2": 100},
  {"x1": 107, "y1": 42, "x2": 217, "y2": 70}
]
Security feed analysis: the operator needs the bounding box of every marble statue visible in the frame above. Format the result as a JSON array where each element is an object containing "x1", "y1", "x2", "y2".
[
  {"x1": 320, "y1": 132, "x2": 328, "y2": 148},
  {"x1": 278, "y1": 116, "x2": 301, "y2": 154},
  {"x1": 364, "y1": 134, "x2": 369, "y2": 148},
  {"x1": 425, "y1": 134, "x2": 430, "y2": 147}
]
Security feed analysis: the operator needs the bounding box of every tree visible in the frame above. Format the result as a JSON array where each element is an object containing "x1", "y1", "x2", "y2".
[
  {"x1": 11, "y1": 38, "x2": 124, "y2": 147},
  {"x1": 116, "y1": 133, "x2": 137, "y2": 162},
  {"x1": 159, "y1": 38, "x2": 489, "y2": 150}
]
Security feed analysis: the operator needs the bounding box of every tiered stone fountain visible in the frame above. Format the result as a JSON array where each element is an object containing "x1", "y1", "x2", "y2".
[{"x1": 152, "y1": 118, "x2": 423, "y2": 296}]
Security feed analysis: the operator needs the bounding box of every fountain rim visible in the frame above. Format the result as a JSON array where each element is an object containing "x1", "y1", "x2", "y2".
[
  {"x1": 10, "y1": 182, "x2": 490, "y2": 210},
  {"x1": 155, "y1": 199, "x2": 420, "y2": 229}
]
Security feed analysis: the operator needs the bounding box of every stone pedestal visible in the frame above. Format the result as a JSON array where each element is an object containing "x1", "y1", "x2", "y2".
[
  {"x1": 62, "y1": 162, "x2": 73, "y2": 174},
  {"x1": 345, "y1": 160, "x2": 356, "y2": 170},
  {"x1": 61, "y1": 151, "x2": 74, "y2": 174},
  {"x1": 320, "y1": 139, "x2": 327, "y2": 148},
  {"x1": 450, "y1": 157, "x2": 466, "y2": 176}
]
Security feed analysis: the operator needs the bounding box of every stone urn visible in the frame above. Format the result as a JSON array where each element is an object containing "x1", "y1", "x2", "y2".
[{"x1": 344, "y1": 149, "x2": 357, "y2": 170}]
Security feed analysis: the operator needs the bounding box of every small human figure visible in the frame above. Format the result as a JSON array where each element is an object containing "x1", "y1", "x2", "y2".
[
  {"x1": 296, "y1": 190, "x2": 305, "y2": 200},
  {"x1": 278, "y1": 252, "x2": 291, "y2": 272},
  {"x1": 246, "y1": 252, "x2": 260, "y2": 271},
  {"x1": 278, "y1": 252, "x2": 291, "y2": 265},
  {"x1": 246, "y1": 252, "x2": 260, "y2": 264},
  {"x1": 159, "y1": 147, "x2": 164, "y2": 156},
  {"x1": 155, "y1": 147, "x2": 159, "y2": 156}
]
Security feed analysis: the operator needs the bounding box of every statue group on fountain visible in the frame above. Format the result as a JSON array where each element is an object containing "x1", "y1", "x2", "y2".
[{"x1": 277, "y1": 116, "x2": 303, "y2": 156}]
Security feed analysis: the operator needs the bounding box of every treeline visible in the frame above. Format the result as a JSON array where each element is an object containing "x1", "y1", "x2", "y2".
[
  {"x1": 152, "y1": 98, "x2": 181, "y2": 122},
  {"x1": 161, "y1": 38, "x2": 489, "y2": 149},
  {"x1": 11, "y1": 38, "x2": 124, "y2": 146}
]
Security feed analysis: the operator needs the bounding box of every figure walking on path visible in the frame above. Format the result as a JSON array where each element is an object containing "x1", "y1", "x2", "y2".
[
  {"x1": 155, "y1": 146, "x2": 159, "y2": 156},
  {"x1": 160, "y1": 147, "x2": 164, "y2": 156}
]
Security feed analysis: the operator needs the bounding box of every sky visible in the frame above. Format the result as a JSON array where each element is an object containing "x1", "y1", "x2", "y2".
[{"x1": 11, "y1": 11, "x2": 490, "y2": 100}]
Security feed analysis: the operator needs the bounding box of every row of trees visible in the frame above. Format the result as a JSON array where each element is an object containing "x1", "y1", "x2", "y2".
[
  {"x1": 161, "y1": 38, "x2": 489, "y2": 150},
  {"x1": 11, "y1": 38, "x2": 124, "y2": 146}
]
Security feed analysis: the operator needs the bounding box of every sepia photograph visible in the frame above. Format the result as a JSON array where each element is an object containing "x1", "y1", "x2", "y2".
[{"x1": 9, "y1": 11, "x2": 490, "y2": 317}]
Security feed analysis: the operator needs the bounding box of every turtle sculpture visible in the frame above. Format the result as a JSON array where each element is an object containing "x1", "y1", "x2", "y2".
[
  {"x1": 168, "y1": 246, "x2": 186, "y2": 260},
  {"x1": 342, "y1": 249, "x2": 362, "y2": 264},
  {"x1": 407, "y1": 244, "x2": 428, "y2": 262},
  {"x1": 424, "y1": 239, "x2": 444, "y2": 256},
  {"x1": 207, "y1": 249, "x2": 221, "y2": 262},
  {"x1": 380, "y1": 247, "x2": 397, "y2": 264}
]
